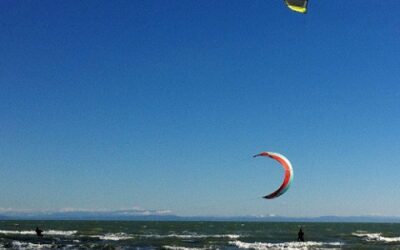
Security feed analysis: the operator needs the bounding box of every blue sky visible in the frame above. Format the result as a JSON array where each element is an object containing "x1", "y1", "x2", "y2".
[{"x1": 1, "y1": 0, "x2": 399, "y2": 217}]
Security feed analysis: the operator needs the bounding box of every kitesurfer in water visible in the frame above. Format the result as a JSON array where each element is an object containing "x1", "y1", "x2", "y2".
[
  {"x1": 297, "y1": 227, "x2": 305, "y2": 242},
  {"x1": 35, "y1": 227, "x2": 43, "y2": 237}
]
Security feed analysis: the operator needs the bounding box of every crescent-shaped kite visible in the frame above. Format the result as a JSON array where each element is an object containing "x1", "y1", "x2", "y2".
[
  {"x1": 284, "y1": 0, "x2": 308, "y2": 14},
  {"x1": 253, "y1": 152, "x2": 293, "y2": 199}
]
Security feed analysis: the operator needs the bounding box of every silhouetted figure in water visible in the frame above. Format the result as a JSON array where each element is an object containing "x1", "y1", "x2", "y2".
[
  {"x1": 35, "y1": 227, "x2": 43, "y2": 237},
  {"x1": 297, "y1": 227, "x2": 305, "y2": 242}
]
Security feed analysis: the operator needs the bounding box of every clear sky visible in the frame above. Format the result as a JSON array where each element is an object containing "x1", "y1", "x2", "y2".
[{"x1": 1, "y1": 0, "x2": 399, "y2": 217}]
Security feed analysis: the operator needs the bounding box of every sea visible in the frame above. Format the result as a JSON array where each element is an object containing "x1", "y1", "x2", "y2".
[{"x1": 1, "y1": 220, "x2": 400, "y2": 249}]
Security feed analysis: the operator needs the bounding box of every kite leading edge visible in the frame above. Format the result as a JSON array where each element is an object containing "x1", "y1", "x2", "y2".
[{"x1": 253, "y1": 152, "x2": 294, "y2": 199}]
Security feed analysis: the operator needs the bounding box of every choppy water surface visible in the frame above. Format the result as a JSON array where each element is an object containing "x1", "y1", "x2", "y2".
[{"x1": 1, "y1": 221, "x2": 400, "y2": 249}]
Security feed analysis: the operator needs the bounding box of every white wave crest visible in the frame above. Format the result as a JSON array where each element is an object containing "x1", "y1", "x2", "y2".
[
  {"x1": 0, "y1": 230, "x2": 35, "y2": 235},
  {"x1": 230, "y1": 240, "x2": 342, "y2": 250},
  {"x1": 45, "y1": 230, "x2": 77, "y2": 236},
  {"x1": 163, "y1": 246, "x2": 211, "y2": 250},
  {"x1": 92, "y1": 232, "x2": 133, "y2": 241},
  {"x1": 141, "y1": 233, "x2": 240, "y2": 239},
  {"x1": 11, "y1": 241, "x2": 54, "y2": 249},
  {"x1": 0, "y1": 230, "x2": 77, "y2": 236},
  {"x1": 352, "y1": 231, "x2": 400, "y2": 242}
]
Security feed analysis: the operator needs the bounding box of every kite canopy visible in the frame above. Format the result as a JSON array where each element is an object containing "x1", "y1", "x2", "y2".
[
  {"x1": 253, "y1": 152, "x2": 293, "y2": 199},
  {"x1": 284, "y1": 0, "x2": 308, "y2": 13}
]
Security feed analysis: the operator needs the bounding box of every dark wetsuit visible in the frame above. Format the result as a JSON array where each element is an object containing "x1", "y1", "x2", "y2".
[
  {"x1": 35, "y1": 227, "x2": 43, "y2": 237},
  {"x1": 297, "y1": 228, "x2": 304, "y2": 242}
]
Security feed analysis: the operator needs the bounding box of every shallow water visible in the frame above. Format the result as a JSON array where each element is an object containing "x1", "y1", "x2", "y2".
[{"x1": 1, "y1": 220, "x2": 400, "y2": 249}]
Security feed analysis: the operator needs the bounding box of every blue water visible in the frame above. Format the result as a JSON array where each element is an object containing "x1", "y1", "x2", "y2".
[{"x1": 1, "y1": 221, "x2": 400, "y2": 249}]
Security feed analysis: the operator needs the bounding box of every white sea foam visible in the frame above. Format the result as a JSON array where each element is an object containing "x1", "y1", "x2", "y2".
[
  {"x1": 0, "y1": 230, "x2": 35, "y2": 235},
  {"x1": 11, "y1": 241, "x2": 54, "y2": 249},
  {"x1": 352, "y1": 231, "x2": 400, "y2": 242},
  {"x1": 92, "y1": 232, "x2": 133, "y2": 241},
  {"x1": 0, "y1": 230, "x2": 77, "y2": 236},
  {"x1": 45, "y1": 230, "x2": 77, "y2": 236},
  {"x1": 162, "y1": 246, "x2": 211, "y2": 250},
  {"x1": 230, "y1": 240, "x2": 342, "y2": 250},
  {"x1": 141, "y1": 233, "x2": 240, "y2": 239}
]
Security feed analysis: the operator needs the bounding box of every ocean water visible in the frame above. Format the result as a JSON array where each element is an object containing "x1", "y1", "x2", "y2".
[{"x1": 1, "y1": 221, "x2": 400, "y2": 249}]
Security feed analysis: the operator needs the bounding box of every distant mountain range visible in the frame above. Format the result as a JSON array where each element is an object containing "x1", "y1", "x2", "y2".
[{"x1": 1, "y1": 210, "x2": 400, "y2": 223}]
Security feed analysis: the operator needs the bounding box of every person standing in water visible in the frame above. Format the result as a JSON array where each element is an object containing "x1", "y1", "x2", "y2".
[
  {"x1": 297, "y1": 227, "x2": 305, "y2": 242},
  {"x1": 35, "y1": 227, "x2": 43, "y2": 237}
]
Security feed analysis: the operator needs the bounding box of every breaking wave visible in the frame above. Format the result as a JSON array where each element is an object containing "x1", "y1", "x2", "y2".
[
  {"x1": 162, "y1": 246, "x2": 211, "y2": 250},
  {"x1": 0, "y1": 230, "x2": 77, "y2": 236},
  {"x1": 91, "y1": 232, "x2": 133, "y2": 241},
  {"x1": 352, "y1": 231, "x2": 400, "y2": 242},
  {"x1": 230, "y1": 240, "x2": 342, "y2": 250},
  {"x1": 90, "y1": 232, "x2": 239, "y2": 241},
  {"x1": 10, "y1": 241, "x2": 55, "y2": 249},
  {"x1": 140, "y1": 233, "x2": 240, "y2": 239}
]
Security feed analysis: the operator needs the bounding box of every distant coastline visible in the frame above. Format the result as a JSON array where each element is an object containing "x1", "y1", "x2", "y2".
[{"x1": 1, "y1": 211, "x2": 400, "y2": 223}]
